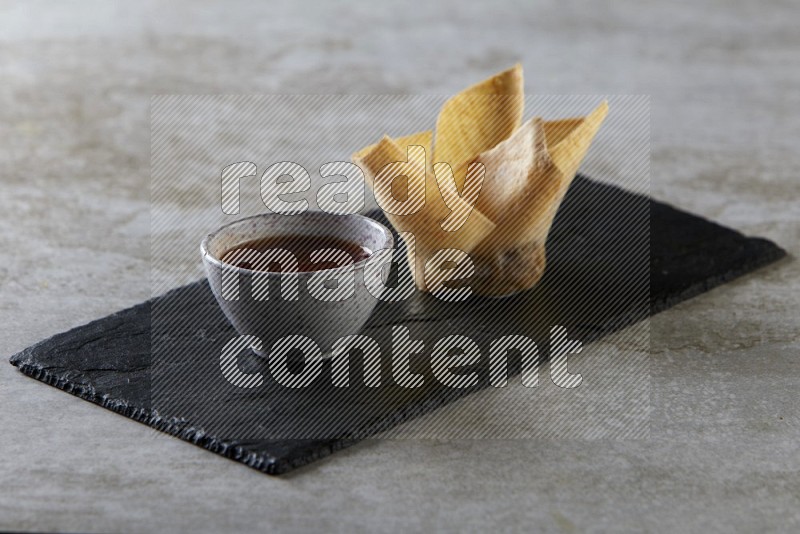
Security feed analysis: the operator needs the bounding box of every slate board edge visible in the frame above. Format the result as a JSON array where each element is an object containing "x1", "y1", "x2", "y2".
[
  {"x1": 9, "y1": 336, "x2": 494, "y2": 475},
  {"x1": 647, "y1": 212, "x2": 788, "y2": 315},
  {"x1": 8, "y1": 334, "x2": 287, "y2": 474}
]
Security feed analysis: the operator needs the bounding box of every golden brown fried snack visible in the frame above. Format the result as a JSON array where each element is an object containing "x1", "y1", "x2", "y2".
[{"x1": 353, "y1": 66, "x2": 608, "y2": 296}]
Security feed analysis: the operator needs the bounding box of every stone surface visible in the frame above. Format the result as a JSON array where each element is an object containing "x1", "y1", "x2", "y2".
[{"x1": 1, "y1": 0, "x2": 799, "y2": 532}]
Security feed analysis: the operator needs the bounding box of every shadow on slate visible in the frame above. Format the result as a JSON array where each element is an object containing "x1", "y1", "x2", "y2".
[{"x1": 9, "y1": 176, "x2": 787, "y2": 475}]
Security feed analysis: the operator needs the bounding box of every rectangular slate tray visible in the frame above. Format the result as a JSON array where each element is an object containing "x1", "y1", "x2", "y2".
[{"x1": 9, "y1": 176, "x2": 787, "y2": 474}]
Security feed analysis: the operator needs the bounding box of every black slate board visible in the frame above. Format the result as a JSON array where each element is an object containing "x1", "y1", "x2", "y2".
[{"x1": 9, "y1": 176, "x2": 787, "y2": 474}]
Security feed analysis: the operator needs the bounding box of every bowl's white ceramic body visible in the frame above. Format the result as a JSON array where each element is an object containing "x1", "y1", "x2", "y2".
[{"x1": 201, "y1": 212, "x2": 393, "y2": 357}]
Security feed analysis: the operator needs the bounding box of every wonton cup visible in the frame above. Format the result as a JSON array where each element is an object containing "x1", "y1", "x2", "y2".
[{"x1": 353, "y1": 65, "x2": 608, "y2": 297}]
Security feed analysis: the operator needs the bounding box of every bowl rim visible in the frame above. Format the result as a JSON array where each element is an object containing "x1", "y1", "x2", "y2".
[{"x1": 200, "y1": 211, "x2": 395, "y2": 277}]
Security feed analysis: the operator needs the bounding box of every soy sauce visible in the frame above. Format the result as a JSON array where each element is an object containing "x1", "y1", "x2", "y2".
[{"x1": 220, "y1": 234, "x2": 372, "y2": 273}]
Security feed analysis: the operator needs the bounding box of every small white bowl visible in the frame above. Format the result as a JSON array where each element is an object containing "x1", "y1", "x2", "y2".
[{"x1": 201, "y1": 212, "x2": 393, "y2": 357}]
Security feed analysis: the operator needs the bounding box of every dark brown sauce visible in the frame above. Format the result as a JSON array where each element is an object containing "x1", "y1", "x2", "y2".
[{"x1": 220, "y1": 234, "x2": 372, "y2": 273}]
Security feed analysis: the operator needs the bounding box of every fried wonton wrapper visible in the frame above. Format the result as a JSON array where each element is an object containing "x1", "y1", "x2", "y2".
[
  {"x1": 352, "y1": 134, "x2": 496, "y2": 291},
  {"x1": 353, "y1": 65, "x2": 608, "y2": 296},
  {"x1": 434, "y1": 64, "x2": 524, "y2": 191}
]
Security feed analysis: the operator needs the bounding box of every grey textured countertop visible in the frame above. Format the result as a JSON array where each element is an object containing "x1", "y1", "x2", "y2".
[{"x1": 1, "y1": 1, "x2": 798, "y2": 532}]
